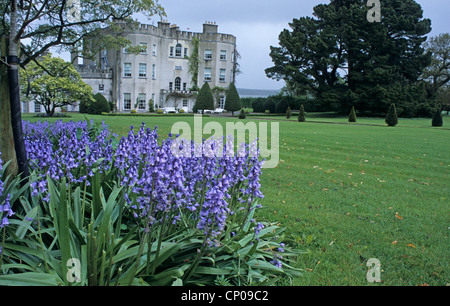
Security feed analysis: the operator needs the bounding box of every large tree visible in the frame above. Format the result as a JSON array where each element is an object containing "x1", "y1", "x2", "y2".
[
  {"x1": 266, "y1": 0, "x2": 432, "y2": 115},
  {"x1": 0, "y1": 0, "x2": 165, "y2": 178},
  {"x1": 420, "y1": 33, "x2": 450, "y2": 99},
  {"x1": 21, "y1": 53, "x2": 94, "y2": 116}
]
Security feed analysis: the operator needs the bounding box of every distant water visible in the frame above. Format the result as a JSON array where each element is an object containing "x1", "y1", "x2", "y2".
[{"x1": 237, "y1": 88, "x2": 280, "y2": 98}]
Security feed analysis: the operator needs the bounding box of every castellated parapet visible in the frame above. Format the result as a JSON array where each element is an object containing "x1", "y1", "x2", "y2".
[{"x1": 72, "y1": 20, "x2": 237, "y2": 113}]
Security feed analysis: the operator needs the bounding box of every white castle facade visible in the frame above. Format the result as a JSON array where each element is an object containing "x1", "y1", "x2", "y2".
[{"x1": 75, "y1": 20, "x2": 237, "y2": 113}]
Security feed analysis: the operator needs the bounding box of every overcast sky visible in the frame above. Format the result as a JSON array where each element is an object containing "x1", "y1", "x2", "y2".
[{"x1": 148, "y1": 0, "x2": 449, "y2": 91}]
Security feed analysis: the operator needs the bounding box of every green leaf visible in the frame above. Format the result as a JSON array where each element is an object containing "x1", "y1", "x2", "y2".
[{"x1": 0, "y1": 272, "x2": 63, "y2": 286}]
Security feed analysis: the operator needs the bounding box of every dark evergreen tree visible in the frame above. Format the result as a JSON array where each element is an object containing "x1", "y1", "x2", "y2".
[
  {"x1": 286, "y1": 106, "x2": 291, "y2": 119},
  {"x1": 194, "y1": 82, "x2": 214, "y2": 114},
  {"x1": 385, "y1": 103, "x2": 399, "y2": 126},
  {"x1": 263, "y1": 97, "x2": 276, "y2": 113},
  {"x1": 348, "y1": 106, "x2": 357, "y2": 122},
  {"x1": 432, "y1": 106, "x2": 443, "y2": 127},
  {"x1": 238, "y1": 109, "x2": 246, "y2": 119},
  {"x1": 266, "y1": 0, "x2": 432, "y2": 115},
  {"x1": 298, "y1": 104, "x2": 306, "y2": 122},
  {"x1": 224, "y1": 83, "x2": 241, "y2": 116}
]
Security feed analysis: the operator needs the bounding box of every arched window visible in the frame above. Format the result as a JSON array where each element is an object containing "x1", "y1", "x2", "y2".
[
  {"x1": 175, "y1": 43, "x2": 182, "y2": 57},
  {"x1": 175, "y1": 77, "x2": 181, "y2": 91}
]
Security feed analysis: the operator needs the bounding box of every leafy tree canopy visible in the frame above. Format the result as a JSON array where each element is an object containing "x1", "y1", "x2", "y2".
[
  {"x1": 266, "y1": 0, "x2": 432, "y2": 116},
  {"x1": 21, "y1": 53, "x2": 94, "y2": 116}
]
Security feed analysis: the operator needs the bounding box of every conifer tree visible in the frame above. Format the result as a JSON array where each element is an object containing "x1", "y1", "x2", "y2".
[
  {"x1": 348, "y1": 106, "x2": 357, "y2": 122},
  {"x1": 432, "y1": 106, "x2": 443, "y2": 127},
  {"x1": 385, "y1": 104, "x2": 398, "y2": 126},
  {"x1": 224, "y1": 82, "x2": 241, "y2": 116},
  {"x1": 286, "y1": 107, "x2": 291, "y2": 119},
  {"x1": 238, "y1": 109, "x2": 246, "y2": 119},
  {"x1": 194, "y1": 82, "x2": 214, "y2": 114},
  {"x1": 298, "y1": 104, "x2": 306, "y2": 122}
]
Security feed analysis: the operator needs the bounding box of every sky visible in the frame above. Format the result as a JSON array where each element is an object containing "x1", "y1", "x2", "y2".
[{"x1": 143, "y1": 0, "x2": 450, "y2": 91}]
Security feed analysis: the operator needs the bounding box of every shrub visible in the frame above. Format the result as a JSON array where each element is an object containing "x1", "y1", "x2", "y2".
[
  {"x1": 252, "y1": 98, "x2": 265, "y2": 113},
  {"x1": 298, "y1": 104, "x2": 306, "y2": 122},
  {"x1": 179, "y1": 108, "x2": 185, "y2": 113},
  {"x1": 431, "y1": 107, "x2": 443, "y2": 127},
  {"x1": 157, "y1": 109, "x2": 163, "y2": 114},
  {"x1": 194, "y1": 82, "x2": 214, "y2": 114},
  {"x1": 265, "y1": 110, "x2": 270, "y2": 114},
  {"x1": 286, "y1": 107, "x2": 291, "y2": 119},
  {"x1": 88, "y1": 93, "x2": 110, "y2": 115},
  {"x1": 238, "y1": 109, "x2": 246, "y2": 119},
  {"x1": 275, "y1": 96, "x2": 290, "y2": 114},
  {"x1": 264, "y1": 98, "x2": 276, "y2": 114},
  {"x1": 224, "y1": 83, "x2": 242, "y2": 116},
  {"x1": 79, "y1": 97, "x2": 91, "y2": 113},
  {"x1": 385, "y1": 103, "x2": 398, "y2": 126},
  {"x1": 348, "y1": 106, "x2": 357, "y2": 122},
  {"x1": 130, "y1": 109, "x2": 137, "y2": 114}
]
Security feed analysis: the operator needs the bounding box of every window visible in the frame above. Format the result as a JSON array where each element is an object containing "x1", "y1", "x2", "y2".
[
  {"x1": 175, "y1": 66, "x2": 182, "y2": 70},
  {"x1": 170, "y1": 46, "x2": 174, "y2": 57},
  {"x1": 169, "y1": 82, "x2": 173, "y2": 91},
  {"x1": 152, "y1": 64, "x2": 156, "y2": 79},
  {"x1": 152, "y1": 44, "x2": 157, "y2": 56},
  {"x1": 183, "y1": 83, "x2": 187, "y2": 91},
  {"x1": 139, "y1": 42, "x2": 147, "y2": 54},
  {"x1": 137, "y1": 93, "x2": 146, "y2": 110},
  {"x1": 175, "y1": 44, "x2": 182, "y2": 57},
  {"x1": 99, "y1": 84, "x2": 104, "y2": 92},
  {"x1": 139, "y1": 63, "x2": 147, "y2": 78},
  {"x1": 220, "y1": 50, "x2": 227, "y2": 60},
  {"x1": 204, "y1": 49, "x2": 212, "y2": 60},
  {"x1": 184, "y1": 48, "x2": 188, "y2": 58},
  {"x1": 123, "y1": 63, "x2": 132, "y2": 77},
  {"x1": 175, "y1": 77, "x2": 181, "y2": 91},
  {"x1": 219, "y1": 69, "x2": 226, "y2": 82},
  {"x1": 219, "y1": 96, "x2": 226, "y2": 109},
  {"x1": 204, "y1": 68, "x2": 212, "y2": 81},
  {"x1": 34, "y1": 103, "x2": 41, "y2": 113},
  {"x1": 123, "y1": 93, "x2": 131, "y2": 110},
  {"x1": 183, "y1": 99, "x2": 188, "y2": 107}
]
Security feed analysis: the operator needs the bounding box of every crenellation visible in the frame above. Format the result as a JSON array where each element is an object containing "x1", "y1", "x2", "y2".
[{"x1": 69, "y1": 21, "x2": 237, "y2": 114}]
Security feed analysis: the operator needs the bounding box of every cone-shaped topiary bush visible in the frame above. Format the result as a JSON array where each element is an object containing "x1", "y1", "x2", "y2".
[
  {"x1": 225, "y1": 83, "x2": 242, "y2": 116},
  {"x1": 298, "y1": 104, "x2": 306, "y2": 122},
  {"x1": 432, "y1": 107, "x2": 443, "y2": 127},
  {"x1": 194, "y1": 82, "x2": 214, "y2": 114},
  {"x1": 348, "y1": 106, "x2": 357, "y2": 122},
  {"x1": 238, "y1": 109, "x2": 246, "y2": 119},
  {"x1": 385, "y1": 103, "x2": 398, "y2": 126},
  {"x1": 286, "y1": 107, "x2": 291, "y2": 119}
]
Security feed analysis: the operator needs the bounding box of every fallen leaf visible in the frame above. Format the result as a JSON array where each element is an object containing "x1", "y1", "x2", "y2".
[
  {"x1": 395, "y1": 213, "x2": 403, "y2": 220},
  {"x1": 407, "y1": 243, "x2": 416, "y2": 248},
  {"x1": 392, "y1": 241, "x2": 398, "y2": 245}
]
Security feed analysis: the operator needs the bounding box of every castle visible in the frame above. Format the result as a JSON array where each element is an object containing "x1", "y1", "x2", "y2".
[{"x1": 72, "y1": 20, "x2": 238, "y2": 113}]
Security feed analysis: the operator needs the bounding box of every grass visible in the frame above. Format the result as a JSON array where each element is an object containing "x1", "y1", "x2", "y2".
[{"x1": 22, "y1": 112, "x2": 449, "y2": 286}]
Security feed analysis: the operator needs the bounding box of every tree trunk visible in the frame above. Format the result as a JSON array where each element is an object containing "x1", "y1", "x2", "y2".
[
  {"x1": 8, "y1": 0, "x2": 30, "y2": 180},
  {"x1": 0, "y1": 36, "x2": 18, "y2": 177}
]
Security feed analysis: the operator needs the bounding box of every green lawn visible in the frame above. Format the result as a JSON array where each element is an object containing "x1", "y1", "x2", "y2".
[{"x1": 22, "y1": 112, "x2": 449, "y2": 286}]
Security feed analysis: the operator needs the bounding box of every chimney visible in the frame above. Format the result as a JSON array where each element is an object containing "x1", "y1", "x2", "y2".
[
  {"x1": 157, "y1": 20, "x2": 170, "y2": 31},
  {"x1": 203, "y1": 21, "x2": 218, "y2": 34}
]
